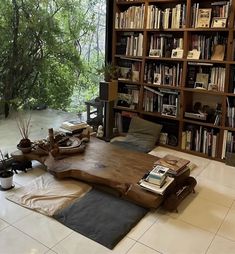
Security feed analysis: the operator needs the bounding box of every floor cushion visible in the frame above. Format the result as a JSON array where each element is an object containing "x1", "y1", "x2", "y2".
[
  {"x1": 6, "y1": 172, "x2": 91, "y2": 216},
  {"x1": 112, "y1": 116, "x2": 162, "y2": 152}
]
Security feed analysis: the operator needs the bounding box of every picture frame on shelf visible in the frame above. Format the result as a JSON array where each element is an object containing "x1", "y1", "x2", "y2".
[
  {"x1": 211, "y1": 17, "x2": 227, "y2": 28},
  {"x1": 196, "y1": 8, "x2": 212, "y2": 28},
  {"x1": 187, "y1": 49, "x2": 201, "y2": 60},
  {"x1": 194, "y1": 82, "x2": 207, "y2": 90},
  {"x1": 208, "y1": 83, "x2": 218, "y2": 91},
  {"x1": 132, "y1": 70, "x2": 140, "y2": 82},
  {"x1": 161, "y1": 104, "x2": 177, "y2": 117},
  {"x1": 149, "y1": 49, "x2": 162, "y2": 57},
  {"x1": 118, "y1": 67, "x2": 131, "y2": 80},
  {"x1": 159, "y1": 132, "x2": 168, "y2": 145},
  {"x1": 171, "y1": 48, "x2": 184, "y2": 59},
  {"x1": 153, "y1": 73, "x2": 161, "y2": 85},
  {"x1": 196, "y1": 73, "x2": 209, "y2": 89}
]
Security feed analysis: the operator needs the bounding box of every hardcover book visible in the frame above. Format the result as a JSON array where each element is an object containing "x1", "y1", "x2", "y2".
[
  {"x1": 196, "y1": 8, "x2": 212, "y2": 28},
  {"x1": 60, "y1": 121, "x2": 88, "y2": 131},
  {"x1": 139, "y1": 176, "x2": 174, "y2": 195},
  {"x1": 211, "y1": 44, "x2": 225, "y2": 61},
  {"x1": 154, "y1": 154, "x2": 190, "y2": 175}
]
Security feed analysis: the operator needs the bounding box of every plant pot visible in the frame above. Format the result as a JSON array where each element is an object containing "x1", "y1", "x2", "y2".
[
  {"x1": 18, "y1": 138, "x2": 31, "y2": 148},
  {"x1": 17, "y1": 145, "x2": 32, "y2": 153},
  {"x1": 17, "y1": 139, "x2": 32, "y2": 153},
  {"x1": 0, "y1": 170, "x2": 14, "y2": 190}
]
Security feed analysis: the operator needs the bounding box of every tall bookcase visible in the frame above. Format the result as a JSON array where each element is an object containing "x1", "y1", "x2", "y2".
[{"x1": 112, "y1": 0, "x2": 235, "y2": 162}]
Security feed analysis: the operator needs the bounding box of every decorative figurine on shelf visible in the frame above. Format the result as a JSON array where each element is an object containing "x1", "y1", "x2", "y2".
[{"x1": 96, "y1": 125, "x2": 104, "y2": 138}]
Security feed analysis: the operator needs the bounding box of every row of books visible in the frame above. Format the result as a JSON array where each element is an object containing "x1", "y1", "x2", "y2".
[
  {"x1": 146, "y1": 4, "x2": 186, "y2": 29},
  {"x1": 118, "y1": 62, "x2": 225, "y2": 93},
  {"x1": 144, "y1": 62, "x2": 182, "y2": 87},
  {"x1": 191, "y1": 1, "x2": 230, "y2": 28},
  {"x1": 226, "y1": 97, "x2": 235, "y2": 128},
  {"x1": 149, "y1": 34, "x2": 183, "y2": 58},
  {"x1": 222, "y1": 131, "x2": 235, "y2": 159},
  {"x1": 143, "y1": 86, "x2": 179, "y2": 117},
  {"x1": 139, "y1": 154, "x2": 190, "y2": 195},
  {"x1": 190, "y1": 34, "x2": 226, "y2": 60},
  {"x1": 182, "y1": 126, "x2": 218, "y2": 157},
  {"x1": 229, "y1": 67, "x2": 235, "y2": 94},
  {"x1": 117, "y1": 1, "x2": 230, "y2": 29},
  {"x1": 115, "y1": 5, "x2": 145, "y2": 29},
  {"x1": 116, "y1": 33, "x2": 143, "y2": 57}
]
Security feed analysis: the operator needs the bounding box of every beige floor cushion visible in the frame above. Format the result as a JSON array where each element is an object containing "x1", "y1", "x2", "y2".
[{"x1": 7, "y1": 172, "x2": 91, "y2": 216}]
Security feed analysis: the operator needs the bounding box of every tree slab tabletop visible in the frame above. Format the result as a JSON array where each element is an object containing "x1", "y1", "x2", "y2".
[
  {"x1": 47, "y1": 138, "x2": 157, "y2": 183},
  {"x1": 12, "y1": 138, "x2": 164, "y2": 208}
]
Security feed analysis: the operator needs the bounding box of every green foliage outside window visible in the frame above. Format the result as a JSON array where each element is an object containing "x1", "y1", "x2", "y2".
[{"x1": 0, "y1": 0, "x2": 104, "y2": 117}]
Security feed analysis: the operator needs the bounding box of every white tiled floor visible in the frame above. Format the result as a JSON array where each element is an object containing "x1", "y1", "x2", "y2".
[
  {"x1": 1, "y1": 147, "x2": 235, "y2": 254},
  {"x1": 0, "y1": 110, "x2": 235, "y2": 253}
]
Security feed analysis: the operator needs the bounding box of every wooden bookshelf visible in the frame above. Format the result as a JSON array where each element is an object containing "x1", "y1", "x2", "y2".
[{"x1": 112, "y1": 0, "x2": 235, "y2": 162}]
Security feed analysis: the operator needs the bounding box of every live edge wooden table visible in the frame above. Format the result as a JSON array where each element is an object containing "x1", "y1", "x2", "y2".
[{"x1": 11, "y1": 137, "x2": 190, "y2": 209}]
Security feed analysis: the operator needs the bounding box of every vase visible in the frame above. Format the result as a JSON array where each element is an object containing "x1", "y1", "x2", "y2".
[{"x1": 0, "y1": 171, "x2": 14, "y2": 190}]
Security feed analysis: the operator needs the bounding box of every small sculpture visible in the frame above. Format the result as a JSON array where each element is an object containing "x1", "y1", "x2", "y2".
[{"x1": 96, "y1": 125, "x2": 104, "y2": 138}]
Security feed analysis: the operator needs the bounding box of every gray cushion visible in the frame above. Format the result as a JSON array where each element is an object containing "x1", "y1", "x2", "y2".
[
  {"x1": 112, "y1": 117, "x2": 162, "y2": 153},
  {"x1": 128, "y1": 116, "x2": 162, "y2": 137}
]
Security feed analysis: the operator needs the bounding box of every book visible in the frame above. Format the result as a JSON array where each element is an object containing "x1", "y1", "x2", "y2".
[
  {"x1": 211, "y1": 44, "x2": 225, "y2": 61},
  {"x1": 154, "y1": 154, "x2": 190, "y2": 175},
  {"x1": 139, "y1": 176, "x2": 174, "y2": 195},
  {"x1": 196, "y1": 8, "x2": 212, "y2": 28},
  {"x1": 148, "y1": 165, "x2": 169, "y2": 181},
  {"x1": 60, "y1": 121, "x2": 88, "y2": 131},
  {"x1": 146, "y1": 174, "x2": 166, "y2": 187}
]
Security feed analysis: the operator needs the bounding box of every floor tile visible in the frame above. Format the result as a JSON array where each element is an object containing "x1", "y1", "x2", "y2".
[
  {"x1": 45, "y1": 250, "x2": 58, "y2": 254},
  {"x1": 0, "y1": 182, "x2": 22, "y2": 198},
  {"x1": 14, "y1": 212, "x2": 73, "y2": 248},
  {"x1": 139, "y1": 214, "x2": 214, "y2": 254},
  {"x1": 218, "y1": 205, "x2": 235, "y2": 241},
  {"x1": 0, "y1": 218, "x2": 9, "y2": 231},
  {"x1": 207, "y1": 235, "x2": 235, "y2": 254},
  {"x1": 195, "y1": 177, "x2": 235, "y2": 207},
  {"x1": 127, "y1": 210, "x2": 159, "y2": 240},
  {"x1": 199, "y1": 160, "x2": 235, "y2": 189},
  {"x1": 52, "y1": 232, "x2": 135, "y2": 254},
  {"x1": 0, "y1": 193, "x2": 32, "y2": 224},
  {"x1": 169, "y1": 195, "x2": 229, "y2": 233},
  {"x1": 0, "y1": 226, "x2": 48, "y2": 254},
  {"x1": 127, "y1": 242, "x2": 160, "y2": 254}
]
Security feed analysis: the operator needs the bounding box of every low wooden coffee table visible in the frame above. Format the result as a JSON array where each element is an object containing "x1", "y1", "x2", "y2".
[{"x1": 12, "y1": 137, "x2": 189, "y2": 208}]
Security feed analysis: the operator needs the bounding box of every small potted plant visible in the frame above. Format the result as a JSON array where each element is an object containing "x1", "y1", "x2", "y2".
[
  {"x1": 97, "y1": 63, "x2": 119, "y2": 82},
  {"x1": 16, "y1": 112, "x2": 32, "y2": 153},
  {"x1": 0, "y1": 149, "x2": 14, "y2": 190},
  {"x1": 98, "y1": 63, "x2": 119, "y2": 102}
]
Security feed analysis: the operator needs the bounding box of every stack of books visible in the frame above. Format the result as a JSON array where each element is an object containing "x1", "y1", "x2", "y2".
[
  {"x1": 59, "y1": 120, "x2": 89, "y2": 135},
  {"x1": 146, "y1": 165, "x2": 169, "y2": 187},
  {"x1": 139, "y1": 164, "x2": 174, "y2": 195}
]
